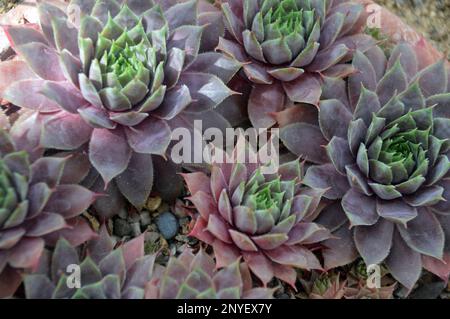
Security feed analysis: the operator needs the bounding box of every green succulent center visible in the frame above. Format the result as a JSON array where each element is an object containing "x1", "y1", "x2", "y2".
[
  {"x1": 261, "y1": 0, "x2": 315, "y2": 37},
  {"x1": 104, "y1": 42, "x2": 147, "y2": 86},
  {"x1": 255, "y1": 186, "x2": 279, "y2": 210},
  {"x1": 380, "y1": 132, "x2": 425, "y2": 171}
]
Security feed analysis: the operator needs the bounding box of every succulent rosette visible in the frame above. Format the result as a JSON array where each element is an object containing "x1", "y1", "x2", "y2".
[
  {"x1": 280, "y1": 43, "x2": 450, "y2": 289},
  {"x1": 0, "y1": 113, "x2": 97, "y2": 298},
  {"x1": 146, "y1": 248, "x2": 274, "y2": 299},
  {"x1": 182, "y1": 140, "x2": 332, "y2": 287},
  {"x1": 0, "y1": 0, "x2": 239, "y2": 215},
  {"x1": 217, "y1": 0, "x2": 373, "y2": 128},
  {"x1": 24, "y1": 225, "x2": 154, "y2": 299}
]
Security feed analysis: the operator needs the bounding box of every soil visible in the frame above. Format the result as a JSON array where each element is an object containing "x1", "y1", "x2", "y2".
[
  {"x1": 0, "y1": 0, "x2": 20, "y2": 14},
  {"x1": 375, "y1": 0, "x2": 450, "y2": 58}
]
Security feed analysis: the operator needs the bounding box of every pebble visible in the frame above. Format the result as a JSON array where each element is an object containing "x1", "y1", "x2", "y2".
[
  {"x1": 140, "y1": 211, "x2": 152, "y2": 227},
  {"x1": 114, "y1": 218, "x2": 131, "y2": 237},
  {"x1": 130, "y1": 222, "x2": 141, "y2": 237},
  {"x1": 156, "y1": 212, "x2": 179, "y2": 240},
  {"x1": 146, "y1": 196, "x2": 162, "y2": 211}
]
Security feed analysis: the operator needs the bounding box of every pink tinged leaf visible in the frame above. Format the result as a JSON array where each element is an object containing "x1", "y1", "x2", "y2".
[
  {"x1": 44, "y1": 184, "x2": 97, "y2": 219},
  {"x1": 376, "y1": 60, "x2": 408, "y2": 106},
  {"x1": 229, "y1": 229, "x2": 258, "y2": 252},
  {"x1": 25, "y1": 212, "x2": 67, "y2": 237},
  {"x1": 79, "y1": 74, "x2": 104, "y2": 108},
  {"x1": 216, "y1": 37, "x2": 249, "y2": 63},
  {"x1": 397, "y1": 208, "x2": 445, "y2": 260},
  {"x1": 206, "y1": 214, "x2": 233, "y2": 244},
  {"x1": 116, "y1": 153, "x2": 153, "y2": 210},
  {"x1": 15, "y1": 43, "x2": 65, "y2": 81},
  {"x1": 109, "y1": 112, "x2": 148, "y2": 127},
  {"x1": 286, "y1": 223, "x2": 332, "y2": 245},
  {"x1": 89, "y1": 128, "x2": 132, "y2": 185},
  {"x1": 221, "y1": 3, "x2": 244, "y2": 44},
  {"x1": 0, "y1": 60, "x2": 37, "y2": 96},
  {"x1": 185, "y1": 52, "x2": 242, "y2": 84},
  {"x1": 422, "y1": 253, "x2": 450, "y2": 282},
  {"x1": 180, "y1": 72, "x2": 235, "y2": 113},
  {"x1": 265, "y1": 245, "x2": 322, "y2": 270},
  {"x1": 125, "y1": 118, "x2": 171, "y2": 155},
  {"x1": 273, "y1": 103, "x2": 318, "y2": 127},
  {"x1": 387, "y1": 43, "x2": 418, "y2": 81},
  {"x1": 248, "y1": 83, "x2": 285, "y2": 129},
  {"x1": 30, "y1": 156, "x2": 66, "y2": 188},
  {"x1": 303, "y1": 164, "x2": 349, "y2": 200},
  {"x1": 188, "y1": 190, "x2": 217, "y2": 220},
  {"x1": 414, "y1": 59, "x2": 448, "y2": 98},
  {"x1": 122, "y1": 234, "x2": 145, "y2": 270},
  {"x1": 322, "y1": 223, "x2": 358, "y2": 270},
  {"x1": 241, "y1": 251, "x2": 274, "y2": 286},
  {"x1": 282, "y1": 73, "x2": 322, "y2": 105},
  {"x1": 41, "y1": 81, "x2": 87, "y2": 114},
  {"x1": 354, "y1": 218, "x2": 394, "y2": 265},
  {"x1": 290, "y1": 42, "x2": 320, "y2": 68},
  {"x1": 376, "y1": 198, "x2": 417, "y2": 226},
  {"x1": 243, "y1": 63, "x2": 273, "y2": 84},
  {"x1": 322, "y1": 64, "x2": 356, "y2": 78},
  {"x1": 349, "y1": 51, "x2": 378, "y2": 108},
  {"x1": 0, "y1": 267, "x2": 22, "y2": 298},
  {"x1": 218, "y1": 190, "x2": 233, "y2": 225},
  {"x1": 385, "y1": 230, "x2": 422, "y2": 290},
  {"x1": 319, "y1": 12, "x2": 345, "y2": 50},
  {"x1": 181, "y1": 172, "x2": 211, "y2": 196},
  {"x1": 59, "y1": 50, "x2": 82, "y2": 87},
  {"x1": 41, "y1": 111, "x2": 93, "y2": 150},
  {"x1": 233, "y1": 206, "x2": 257, "y2": 235},
  {"x1": 4, "y1": 25, "x2": 47, "y2": 48},
  {"x1": 327, "y1": 137, "x2": 354, "y2": 175},
  {"x1": 210, "y1": 166, "x2": 228, "y2": 202},
  {"x1": 152, "y1": 85, "x2": 192, "y2": 120},
  {"x1": 8, "y1": 237, "x2": 45, "y2": 269},
  {"x1": 267, "y1": 67, "x2": 304, "y2": 82},
  {"x1": 212, "y1": 239, "x2": 241, "y2": 269},
  {"x1": 189, "y1": 217, "x2": 215, "y2": 245},
  {"x1": 342, "y1": 188, "x2": 379, "y2": 227},
  {"x1": 319, "y1": 99, "x2": 352, "y2": 140},
  {"x1": 280, "y1": 123, "x2": 329, "y2": 164},
  {"x1": 56, "y1": 152, "x2": 91, "y2": 184},
  {"x1": 78, "y1": 106, "x2": 116, "y2": 129},
  {"x1": 3, "y1": 79, "x2": 60, "y2": 112},
  {"x1": 252, "y1": 233, "x2": 289, "y2": 250},
  {"x1": 306, "y1": 44, "x2": 349, "y2": 72},
  {"x1": 0, "y1": 228, "x2": 26, "y2": 250}
]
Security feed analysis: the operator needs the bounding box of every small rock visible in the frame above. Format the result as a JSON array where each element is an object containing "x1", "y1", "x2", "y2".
[
  {"x1": 114, "y1": 218, "x2": 131, "y2": 237},
  {"x1": 145, "y1": 231, "x2": 160, "y2": 243},
  {"x1": 156, "y1": 212, "x2": 179, "y2": 240},
  {"x1": 140, "y1": 211, "x2": 152, "y2": 227},
  {"x1": 130, "y1": 222, "x2": 141, "y2": 237},
  {"x1": 146, "y1": 196, "x2": 162, "y2": 211}
]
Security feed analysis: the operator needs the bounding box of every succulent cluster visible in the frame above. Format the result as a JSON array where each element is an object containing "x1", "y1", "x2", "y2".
[
  {"x1": 24, "y1": 226, "x2": 154, "y2": 299},
  {"x1": 0, "y1": 114, "x2": 96, "y2": 297},
  {"x1": 146, "y1": 248, "x2": 274, "y2": 299},
  {"x1": 280, "y1": 43, "x2": 450, "y2": 289},
  {"x1": 217, "y1": 0, "x2": 373, "y2": 128},
  {"x1": 183, "y1": 141, "x2": 331, "y2": 287},
  {"x1": 0, "y1": 0, "x2": 449, "y2": 300},
  {"x1": 2, "y1": 0, "x2": 239, "y2": 217}
]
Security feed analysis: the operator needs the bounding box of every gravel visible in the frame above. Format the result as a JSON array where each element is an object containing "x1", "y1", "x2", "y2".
[{"x1": 375, "y1": 0, "x2": 450, "y2": 57}]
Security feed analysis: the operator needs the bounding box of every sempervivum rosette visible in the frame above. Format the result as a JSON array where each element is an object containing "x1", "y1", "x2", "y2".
[
  {"x1": 0, "y1": 0, "x2": 239, "y2": 216},
  {"x1": 24, "y1": 226, "x2": 155, "y2": 299},
  {"x1": 217, "y1": 0, "x2": 373, "y2": 128},
  {"x1": 182, "y1": 140, "x2": 332, "y2": 287},
  {"x1": 0, "y1": 113, "x2": 97, "y2": 298},
  {"x1": 280, "y1": 43, "x2": 450, "y2": 290},
  {"x1": 146, "y1": 248, "x2": 274, "y2": 299}
]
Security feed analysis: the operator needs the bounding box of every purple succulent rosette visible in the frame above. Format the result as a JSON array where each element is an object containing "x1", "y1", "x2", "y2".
[
  {"x1": 217, "y1": 0, "x2": 374, "y2": 129},
  {"x1": 146, "y1": 248, "x2": 275, "y2": 299},
  {"x1": 182, "y1": 141, "x2": 332, "y2": 287},
  {"x1": 280, "y1": 43, "x2": 450, "y2": 290},
  {"x1": 24, "y1": 225, "x2": 154, "y2": 299},
  {"x1": 0, "y1": 112, "x2": 97, "y2": 298},
  {"x1": 0, "y1": 0, "x2": 240, "y2": 217}
]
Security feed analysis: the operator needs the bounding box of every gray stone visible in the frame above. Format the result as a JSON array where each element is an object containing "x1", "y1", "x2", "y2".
[{"x1": 156, "y1": 212, "x2": 179, "y2": 240}]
